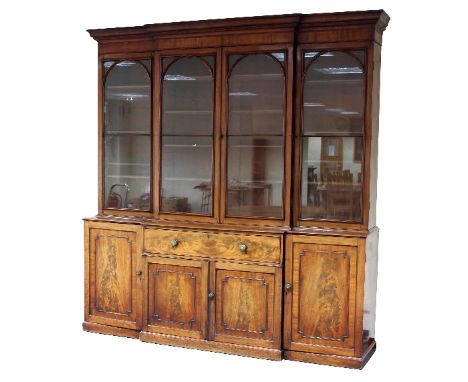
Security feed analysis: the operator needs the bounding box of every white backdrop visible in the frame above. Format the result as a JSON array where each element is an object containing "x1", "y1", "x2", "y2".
[{"x1": 1, "y1": 1, "x2": 467, "y2": 381}]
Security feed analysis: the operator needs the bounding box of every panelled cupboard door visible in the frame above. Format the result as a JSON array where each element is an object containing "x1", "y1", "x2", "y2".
[
  {"x1": 85, "y1": 223, "x2": 143, "y2": 330},
  {"x1": 285, "y1": 240, "x2": 358, "y2": 356},
  {"x1": 212, "y1": 262, "x2": 281, "y2": 349},
  {"x1": 143, "y1": 256, "x2": 209, "y2": 339}
]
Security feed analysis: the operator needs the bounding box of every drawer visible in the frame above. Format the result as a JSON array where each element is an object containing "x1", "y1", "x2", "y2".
[{"x1": 144, "y1": 228, "x2": 281, "y2": 264}]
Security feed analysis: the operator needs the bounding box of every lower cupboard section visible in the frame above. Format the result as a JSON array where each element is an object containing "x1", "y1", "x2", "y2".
[
  {"x1": 83, "y1": 221, "x2": 378, "y2": 368},
  {"x1": 142, "y1": 256, "x2": 282, "y2": 350}
]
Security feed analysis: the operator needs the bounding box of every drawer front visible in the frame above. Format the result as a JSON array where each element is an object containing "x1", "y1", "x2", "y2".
[{"x1": 144, "y1": 229, "x2": 281, "y2": 263}]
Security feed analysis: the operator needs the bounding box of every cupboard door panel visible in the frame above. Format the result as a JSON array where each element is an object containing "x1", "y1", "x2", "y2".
[
  {"x1": 213, "y1": 263, "x2": 281, "y2": 349},
  {"x1": 288, "y1": 243, "x2": 357, "y2": 354},
  {"x1": 145, "y1": 257, "x2": 208, "y2": 339},
  {"x1": 87, "y1": 227, "x2": 141, "y2": 330}
]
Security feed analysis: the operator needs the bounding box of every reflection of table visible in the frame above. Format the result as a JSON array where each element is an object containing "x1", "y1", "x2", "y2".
[
  {"x1": 195, "y1": 181, "x2": 273, "y2": 213},
  {"x1": 228, "y1": 182, "x2": 272, "y2": 207},
  {"x1": 316, "y1": 183, "x2": 361, "y2": 220}
]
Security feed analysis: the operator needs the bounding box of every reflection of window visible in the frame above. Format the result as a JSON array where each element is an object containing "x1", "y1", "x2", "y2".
[{"x1": 321, "y1": 138, "x2": 343, "y2": 180}]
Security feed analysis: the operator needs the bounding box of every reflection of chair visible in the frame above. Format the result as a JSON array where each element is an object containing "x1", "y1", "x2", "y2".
[
  {"x1": 307, "y1": 167, "x2": 319, "y2": 206},
  {"x1": 311, "y1": 170, "x2": 362, "y2": 220},
  {"x1": 227, "y1": 180, "x2": 272, "y2": 208},
  {"x1": 326, "y1": 185, "x2": 353, "y2": 220},
  {"x1": 194, "y1": 182, "x2": 211, "y2": 213},
  {"x1": 107, "y1": 184, "x2": 129, "y2": 208}
]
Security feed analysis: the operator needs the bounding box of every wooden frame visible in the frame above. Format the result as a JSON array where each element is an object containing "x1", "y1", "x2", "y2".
[{"x1": 85, "y1": 10, "x2": 389, "y2": 368}]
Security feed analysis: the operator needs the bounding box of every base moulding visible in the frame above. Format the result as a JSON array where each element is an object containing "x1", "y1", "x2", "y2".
[{"x1": 82, "y1": 322, "x2": 376, "y2": 367}]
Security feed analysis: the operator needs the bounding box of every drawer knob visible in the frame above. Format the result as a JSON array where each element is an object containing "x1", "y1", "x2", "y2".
[
  {"x1": 170, "y1": 239, "x2": 179, "y2": 248},
  {"x1": 208, "y1": 292, "x2": 215, "y2": 299},
  {"x1": 239, "y1": 243, "x2": 247, "y2": 253},
  {"x1": 285, "y1": 283, "x2": 292, "y2": 292}
]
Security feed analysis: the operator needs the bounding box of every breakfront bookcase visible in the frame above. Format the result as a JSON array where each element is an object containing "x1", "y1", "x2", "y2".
[{"x1": 84, "y1": 10, "x2": 389, "y2": 368}]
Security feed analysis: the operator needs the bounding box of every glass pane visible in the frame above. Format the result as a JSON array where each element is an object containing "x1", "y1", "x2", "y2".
[
  {"x1": 303, "y1": 51, "x2": 365, "y2": 135},
  {"x1": 103, "y1": 60, "x2": 152, "y2": 211},
  {"x1": 161, "y1": 56, "x2": 214, "y2": 216},
  {"x1": 139, "y1": 59, "x2": 152, "y2": 73},
  {"x1": 351, "y1": 50, "x2": 366, "y2": 65},
  {"x1": 104, "y1": 135, "x2": 151, "y2": 210},
  {"x1": 161, "y1": 136, "x2": 213, "y2": 214},
  {"x1": 227, "y1": 136, "x2": 284, "y2": 218},
  {"x1": 162, "y1": 56, "x2": 214, "y2": 135},
  {"x1": 104, "y1": 61, "x2": 151, "y2": 133},
  {"x1": 229, "y1": 54, "x2": 284, "y2": 135},
  {"x1": 103, "y1": 61, "x2": 115, "y2": 74},
  {"x1": 300, "y1": 137, "x2": 362, "y2": 222}
]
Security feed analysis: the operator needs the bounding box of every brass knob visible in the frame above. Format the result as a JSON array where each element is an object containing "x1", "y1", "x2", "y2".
[
  {"x1": 208, "y1": 292, "x2": 215, "y2": 299},
  {"x1": 170, "y1": 239, "x2": 179, "y2": 248},
  {"x1": 239, "y1": 243, "x2": 247, "y2": 253},
  {"x1": 285, "y1": 283, "x2": 292, "y2": 292},
  {"x1": 136, "y1": 270, "x2": 142, "y2": 277}
]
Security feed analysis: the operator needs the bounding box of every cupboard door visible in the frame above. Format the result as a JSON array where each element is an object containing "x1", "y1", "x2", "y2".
[
  {"x1": 286, "y1": 241, "x2": 357, "y2": 355},
  {"x1": 144, "y1": 256, "x2": 208, "y2": 339},
  {"x1": 212, "y1": 262, "x2": 281, "y2": 349},
  {"x1": 86, "y1": 225, "x2": 142, "y2": 330}
]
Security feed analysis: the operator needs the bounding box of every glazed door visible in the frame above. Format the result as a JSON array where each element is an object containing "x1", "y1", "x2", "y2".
[
  {"x1": 221, "y1": 46, "x2": 292, "y2": 225},
  {"x1": 285, "y1": 238, "x2": 358, "y2": 356},
  {"x1": 157, "y1": 51, "x2": 218, "y2": 222},
  {"x1": 102, "y1": 58, "x2": 152, "y2": 213},
  {"x1": 85, "y1": 223, "x2": 143, "y2": 330},
  {"x1": 296, "y1": 49, "x2": 367, "y2": 226},
  {"x1": 211, "y1": 262, "x2": 281, "y2": 349},
  {"x1": 143, "y1": 256, "x2": 209, "y2": 339}
]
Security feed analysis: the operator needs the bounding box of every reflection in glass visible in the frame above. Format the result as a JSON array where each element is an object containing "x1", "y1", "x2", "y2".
[
  {"x1": 303, "y1": 51, "x2": 364, "y2": 135},
  {"x1": 228, "y1": 54, "x2": 284, "y2": 135},
  {"x1": 227, "y1": 137, "x2": 284, "y2": 218},
  {"x1": 104, "y1": 60, "x2": 151, "y2": 210},
  {"x1": 161, "y1": 136, "x2": 213, "y2": 214},
  {"x1": 226, "y1": 52, "x2": 285, "y2": 218},
  {"x1": 104, "y1": 135, "x2": 151, "y2": 210},
  {"x1": 300, "y1": 137, "x2": 362, "y2": 222},
  {"x1": 161, "y1": 56, "x2": 214, "y2": 214}
]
